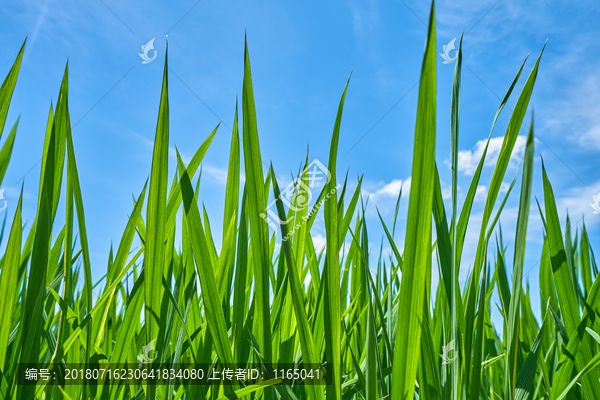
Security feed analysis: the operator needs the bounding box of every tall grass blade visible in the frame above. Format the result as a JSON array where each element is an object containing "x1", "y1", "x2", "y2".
[
  {"x1": 543, "y1": 162, "x2": 600, "y2": 399},
  {"x1": 391, "y1": 2, "x2": 436, "y2": 399},
  {"x1": 0, "y1": 189, "x2": 22, "y2": 368},
  {"x1": 505, "y1": 115, "x2": 535, "y2": 399},
  {"x1": 242, "y1": 38, "x2": 273, "y2": 396},
  {"x1": 0, "y1": 38, "x2": 25, "y2": 138},
  {"x1": 144, "y1": 39, "x2": 170, "y2": 400},
  {"x1": 449, "y1": 31, "x2": 462, "y2": 400},
  {"x1": 271, "y1": 164, "x2": 324, "y2": 400},
  {"x1": 323, "y1": 72, "x2": 351, "y2": 400}
]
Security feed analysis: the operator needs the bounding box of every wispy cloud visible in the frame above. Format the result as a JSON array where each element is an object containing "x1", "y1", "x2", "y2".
[
  {"x1": 549, "y1": 73, "x2": 600, "y2": 151},
  {"x1": 24, "y1": 1, "x2": 50, "y2": 57},
  {"x1": 452, "y1": 135, "x2": 526, "y2": 175},
  {"x1": 349, "y1": 0, "x2": 380, "y2": 45},
  {"x1": 554, "y1": 180, "x2": 600, "y2": 227},
  {"x1": 365, "y1": 177, "x2": 410, "y2": 204}
]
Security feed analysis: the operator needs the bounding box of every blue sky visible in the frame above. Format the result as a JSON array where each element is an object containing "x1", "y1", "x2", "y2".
[{"x1": 1, "y1": 0, "x2": 599, "y2": 319}]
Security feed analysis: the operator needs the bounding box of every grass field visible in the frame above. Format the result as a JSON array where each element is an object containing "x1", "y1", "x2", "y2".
[{"x1": 1, "y1": 3, "x2": 600, "y2": 400}]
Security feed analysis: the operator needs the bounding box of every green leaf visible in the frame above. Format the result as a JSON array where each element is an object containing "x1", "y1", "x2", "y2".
[
  {"x1": 180, "y1": 170, "x2": 234, "y2": 366},
  {"x1": 0, "y1": 188, "x2": 22, "y2": 368},
  {"x1": 271, "y1": 164, "x2": 324, "y2": 400},
  {"x1": 449, "y1": 31, "x2": 463, "y2": 400},
  {"x1": 145, "y1": 38, "x2": 170, "y2": 369},
  {"x1": 0, "y1": 118, "x2": 18, "y2": 186},
  {"x1": 323, "y1": 72, "x2": 351, "y2": 400},
  {"x1": 514, "y1": 316, "x2": 546, "y2": 400},
  {"x1": 18, "y1": 64, "x2": 69, "y2": 390},
  {"x1": 242, "y1": 38, "x2": 273, "y2": 385},
  {"x1": 543, "y1": 162, "x2": 600, "y2": 399},
  {"x1": 0, "y1": 38, "x2": 25, "y2": 139},
  {"x1": 462, "y1": 44, "x2": 544, "y2": 392},
  {"x1": 505, "y1": 115, "x2": 535, "y2": 399},
  {"x1": 232, "y1": 187, "x2": 249, "y2": 361},
  {"x1": 216, "y1": 378, "x2": 283, "y2": 400},
  {"x1": 391, "y1": 3, "x2": 436, "y2": 399}
]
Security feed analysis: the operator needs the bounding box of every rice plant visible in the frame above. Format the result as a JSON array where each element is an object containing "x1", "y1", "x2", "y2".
[{"x1": 1, "y1": 2, "x2": 599, "y2": 400}]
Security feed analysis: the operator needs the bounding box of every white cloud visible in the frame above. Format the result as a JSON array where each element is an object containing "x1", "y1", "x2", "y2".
[
  {"x1": 304, "y1": 271, "x2": 312, "y2": 288},
  {"x1": 474, "y1": 185, "x2": 487, "y2": 202},
  {"x1": 553, "y1": 74, "x2": 600, "y2": 151},
  {"x1": 441, "y1": 186, "x2": 452, "y2": 201},
  {"x1": 24, "y1": 2, "x2": 49, "y2": 58},
  {"x1": 535, "y1": 34, "x2": 600, "y2": 153},
  {"x1": 368, "y1": 177, "x2": 410, "y2": 203},
  {"x1": 554, "y1": 181, "x2": 600, "y2": 228},
  {"x1": 440, "y1": 179, "x2": 459, "y2": 201},
  {"x1": 170, "y1": 146, "x2": 245, "y2": 186},
  {"x1": 349, "y1": 0, "x2": 380, "y2": 43},
  {"x1": 312, "y1": 234, "x2": 327, "y2": 253},
  {"x1": 456, "y1": 135, "x2": 526, "y2": 175},
  {"x1": 3, "y1": 186, "x2": 35, "y2": 201},
  {"x1": 500, "y1": 182, "x2": 511, "y2": 194},
  {"x1": 202, "y1": 164, "x2": 229, "y2": 185}
]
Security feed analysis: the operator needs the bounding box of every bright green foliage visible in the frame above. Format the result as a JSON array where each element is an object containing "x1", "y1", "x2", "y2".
[{"x1": 1, "y1": 3, "x2": 600, "y2": 400}]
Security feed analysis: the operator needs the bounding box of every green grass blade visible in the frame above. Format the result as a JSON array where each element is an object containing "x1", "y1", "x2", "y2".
[
  {"x1": 0, "y1": 118, "x2": 18, "y2": 186},
  {"x1": 581, "y1": 224, "x2": 593, "y2": 298},
  {"x1": 242, "y1": 38, "x2": 273, "y2": 384},
  {"x1": 514, "y1": 315, "x2": 547, "y2": 400},
  {"x1": 18, "y1": 62, "x2": 69, "y2": 374},
  {"x1": 145, "y1": 39, "x2": 170, "y2": 379},
  {"x1": 0, "y1": 188, "x2": 22, "y2": 368},
  {"x1": 16, "y1": 78, "x2": 62, "y2": 400},
  {"x1": 543, "y1": 162, "x2": 600, "y2": 399},
  {"x1": 167, "y1": 125, "x2": 218, "y2": 228},
  {"x1": 323, "y1": 72, "x2": 351, "y2": 400},
  {"x1": 0, "y1": 38, "x2": 25, "y2": 139},
  {"x1": 392, "y1": 183, "x2": 403, "y2": 239},
  {"x1": 65, "y1": 96, "x2": 94, "y2": 382},
  {"x1": 462, "y1": 47, "x2": 544, "y2": 392},
  {"x1": 92, "y1": 183, "x2": 147, "y2": 347},
  {"x1": 555, "y1": 352, "x2": 600, "y2": 400},
  {"x1": 271, "y1": 164, "x2": 324, "y2": 400},
  {"x1": 391, "y1": 3, "x2": 436, "y2": 399},
  {"x1": 216, "y1": 379, "x2": 283, "y2": 400},
  {"x1": 232, "y1": 187, "x2": 249, "y2": 361},
  {"x1": 365, "y1": 291, "x2": 378, "y2": 400},
  {"x1": 180, "y1": 170, "x2": 234, "y2": 365},
  {"x1": 224, "y1": 98, "x2": 240, "y2": 235},
  {"x1": 105, "y1": 272, "x2": 145, "y2": 400},
  {"x1": 469, "y1": 261, "x2": 489, "y2": 399},
  {"x1": 449, "y1": 32, "x2": 462, "y2": 400},
  {"x1": 542, "y1": 165, "x2": 580, "y2": 335},
  {"x1": 221, "y1": 99, "x2": 240, "y2": 314},
  {"x1": 505, "y1": 115, "x2": 535, "y2": 399},
  {"x1": 37, "y1": 102, "x2": 54, "y2": 205}
]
